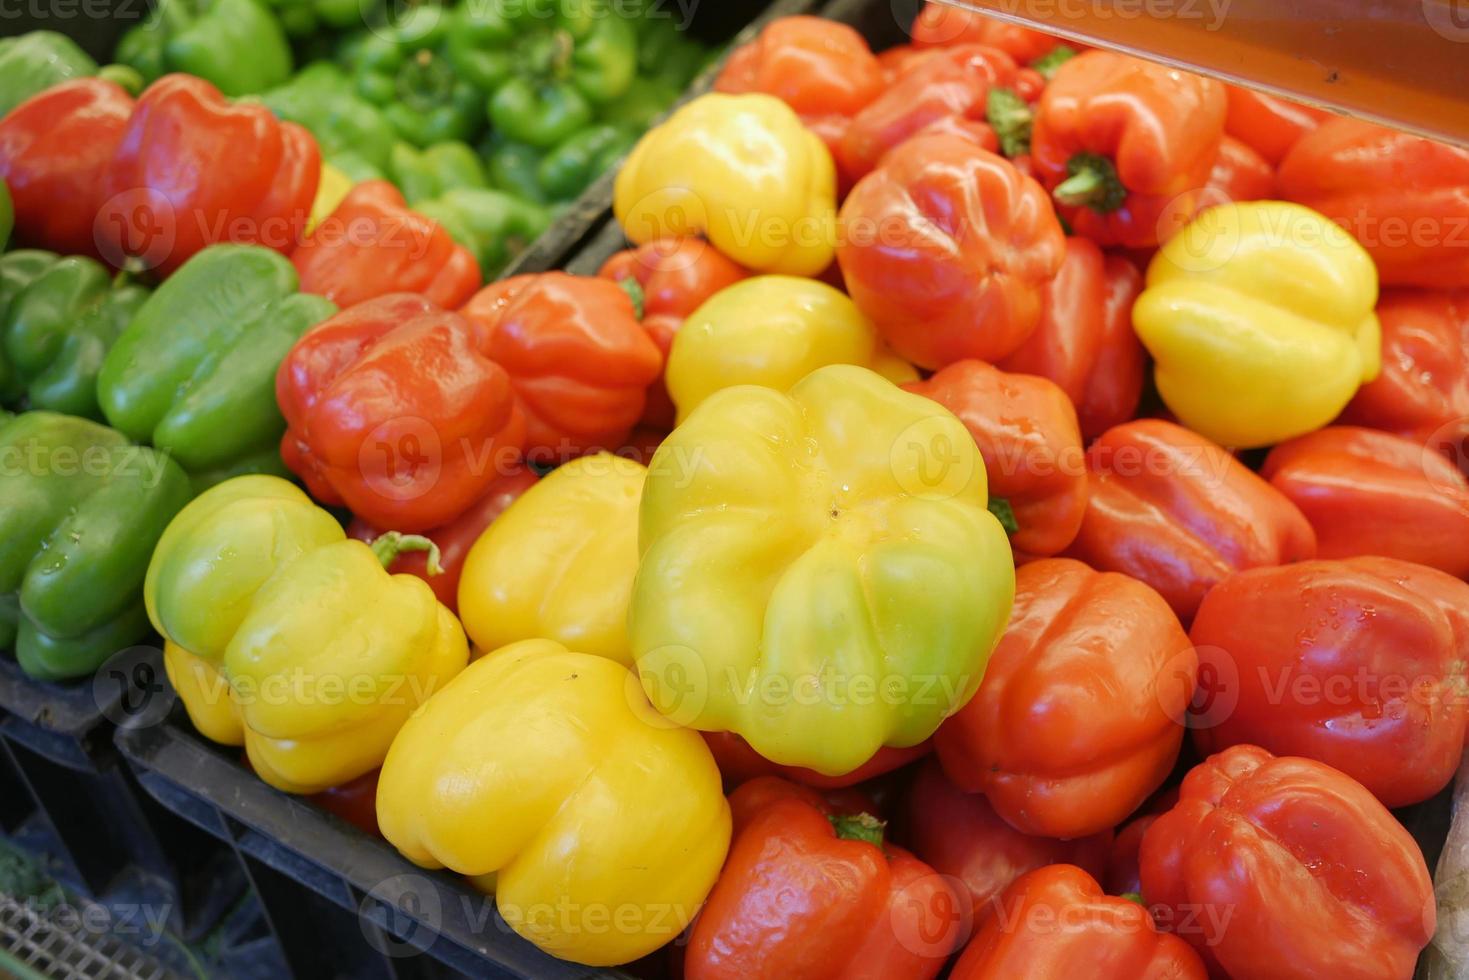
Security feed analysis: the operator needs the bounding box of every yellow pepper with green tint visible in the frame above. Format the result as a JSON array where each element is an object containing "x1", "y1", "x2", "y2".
[
  {"x1": 377, "y1": 638, "x2": 731, "y2": 967},
  {"x1": 1133, "y1": 201, "x2": 1381, "y2": 448},
  {"x1": 613, "y1": 93, "x2": 836, "y2": 277},
  {"x1": 145, "y1": 476, "x2": 468, "y2": 794},
  {"x1": 667, "y1": 275, "x2": 917, "y2": 423},
  {"x1": 458, "y1": 454, "x2": 644, "y2": 665},
  {"x1": 630, "y1": 364, "x2": 1016, "y2": 776}
]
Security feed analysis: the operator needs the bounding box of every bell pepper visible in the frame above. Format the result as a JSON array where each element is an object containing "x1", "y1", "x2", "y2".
[
  {"x1": 310, "y1": 769, "x2": 380, "y2": 839},
  {"x1": 1030, "y1": 51, "x2": 1226, "y2": 248},
  {"x1": 1262, "y1": 426, "x2": 1469, "y2": 578},
  {"x1": 413, "y1": 188, "x2": 550, "y2": 279},
  {"x1": 98, "y1": 244, "x2": 334, "y2": 481},
  {"x1": 934, "y1": 559, "x2": 1194, "y2": 838},
  {"x1": 910, "y1": 2, "x2": 1064, "y2": 64},
  {"x1": 1224, "y1": 84, "x2": 1329, "y2": 166},
  {"x1": 837, "y1": 133, "x2": 1065, "y2": 370},
  {"x1": 306, "y1": 161, "x2": 353, "y2": 235},
  {"x1": 386, "y1": 140, "x2": 487, "y2": 205},
  {"x1": 262, "y1": 0, "x2": 361, "y2": 39},
  {"x1": 1140, "y1": 745, "x2": 1436, "y2": 978},
  {"x1": 1065, "y1": 419, "x2": 1316, "y2": 621},
  {"x1": 630, "y1": 8, "x2": 707, "y2": 91},
  {"x1": 1341, "y1": 289, "x2": 1469, "y2": 470},
  {"x1": 597, "y1": 237, "x2": 749, "y2": 430},
  {"x1": 458, "y1": 453, "x2": 644, "y2": 665},
  {"x1": 147, "y1": 475, "x2": 468, "y2": 793},
  {"x1": 898, "y1": 759, "x2": 1113, "y2": 926},
  {"x1": 259, "y1": 63, "x2": 397, "y2": 175},
  {"x1": 0, "y1": 411, "x2": 191, "y2": 680},
  {"x1": 341, "y1": 10, "x2": 484, "y2": 148},
  {"x1": 376, "y1": 638, "x2": 731, "y2": 966},
  {"x1": 1132, "y1": 200, "x2": 1381, "y2": 447},
  {"x1": 0, "y1": 252, "x2": 150, "y2": 419},
  {"x1": 949, "y1": 865, "x2": 1207, "y2": 980},
  {"x1": 0, "y1": 182, "x2": 9, "y2": 249},
  {"x1": 904, "y1": 361, "x2": 1085, "y2": 559},
  {"x1": 0, "y1": 31, "x2": 98, "y2": 117},
  {"x1": 998, "y1": 239, "x2": 1145, "y2": 441},
  {"x1": 458, "y1": 272, "x2": 661, "y2": 459},
  {"x1": 631, "y1": 364, "x2": 1015, "y2": 774},
  {"x1": 1188, "y1": 557, "x2": 1469, "y2": 808},
  {"x1": 115, "y1": 0, "x2": 293, "y2": 97},
  {"x1": 596, "y1": 75, "x2": 679, "y2": 133},
  {"x1": 686, "y1": 781, "x2": 962, "y2": 980},
  {"x1": 1103, "y1": 795, "x2": 1175, "y2": 897},
  {"x1": 348, "y1": 464, "x2": 537, "y2": 613},
  {"x1": 99, "y1": 75, "x2": 320, "y2": 277},
  {"x1": 291, "y1": 181, "x2": 480, "y2": 310},
  {"x1": 702, "y1": 731, "x2": 931, "y2": 791},
  {"x1": 1279, "y1": 117, "x2": 1469, "y2": 288},
  {"x1": 0, "y1": 78, "x2": 134, "y2": 259},
  {"x1": 1199, "y1": 133, "x2": 1274, "y2": 210},
  {"x1": 533, "y1": 124, "x2": 635, "y2": 202},
  {"x1": 277, "y1": 292, "x2": 525, "y2": 532},
  {"x1": 614, "y1": 93, "x2": 837, "y2": 277}
]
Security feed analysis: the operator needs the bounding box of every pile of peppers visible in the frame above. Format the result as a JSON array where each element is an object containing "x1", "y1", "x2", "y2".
[{"x1": 3, "y1": 2, "x2": 1469, "y2": 978}]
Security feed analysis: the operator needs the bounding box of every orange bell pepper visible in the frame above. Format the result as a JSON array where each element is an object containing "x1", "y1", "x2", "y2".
[
  {"x1": 1223, "y1": 84, "x2": 1329, "y2": 165},
  {"x1": 910, "y1": 1, "x2": 1064, "y2": 64}
]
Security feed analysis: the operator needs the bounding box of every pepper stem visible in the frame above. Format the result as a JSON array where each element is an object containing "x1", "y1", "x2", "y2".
[
  {"x1": 830, "y1": 813, "x2": 885, "y2": 848},
  {"x1": 988, "y1": 497, "x2": 1019, "y2": 535},
  {"x1": 1053, "y1": 153, "x2": 1127, "y2": 213},
  {"x1": 985, "y1": 87, "x2": 1032, "y2": 159},
  {"x1": 1121, "y1": 892, "x2": 1146, "y2": 906},
  {"x1": 617, "y1": 277, "x2": 646, "y2": 320},
  {"x1": 371, "y1": 532, "x2": 445, "y2": 576},
  {"x1": 1031, "y1": 44, "x2": 1078, "y2": 80}
]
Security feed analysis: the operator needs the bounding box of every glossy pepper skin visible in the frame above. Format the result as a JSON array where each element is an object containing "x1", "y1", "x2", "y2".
[
  {"x1": 0, "y1": 79, "x2": 133, "y2": 259},
  {"x1": 0, "y1": 32, "x2": 97, "y2": 116},
  {"x1": 376, "y1": 638, "x2": 731, "y2": 966},
  {"x1": 386, "y1": 140, "x2": 487, "y2": 205},
  {"x1": 910, "y1": 2, "x2": 1063, "y2": 64},
  {"x1": 1031, "y1": 52, "x2": 1226, "y2": 248},
  {"x1": 458, "y1": 454, "x2": 643, "y2": 665},
  {"x1": 615, "y1": 93, "x2": 837, "y2": 277},
  {"x1": 0, "y1": 412, "x2": 191, "y2": 680},
  {"x1": 1262, "y1": 426, "x2": 1469, "y2": 577},
  {"x1": 99, "y1": 75, "x2": 319, "y2": 277},
  {"x1": 341, "y1": 13, "x2": 483, "y2": 148},
  {"x1": 1279, "y1": 118, "x2": 1469, "y2": 288},
  {"x1": 277, "y1": 292, "x2": 525, "y2": 532},
  {"x1": 1223, "y1": 85, "x2": 1328, "y2": 166},
  {"x1": 459, "y1": 272, "x2": 661, "y2": 459},
  {"x1": 949, "y1": 865, "x2": 1207, "y2": 980},
  {"x1": 115, "y1": 0, "x2": 292, "y2": 97},
  {"x1": 1201, "y1": 134, "x2": 1274, "y2": 207},
  {"x1": 413, "y1": 187, "x2": 551, "y2": 279},
  {"x1": 632, "y1": 364, "x2": 1015, "y2": 775},
  {"x1": 838, "y1": 134, "x2": 1065, "y2": 370},
  {"x1": 597, "y1": 237, "x2": 749, "y2": 430},
  {"x1": 147, "y1": 476, "x2": 468, "y2": 793},
  {"x1": 1141, "y1": 745, "x2": 1436, "y2": 979},
  {"x1": 259, "y1": 64, "x2": 397, "y2": 176},
  {"x1": 905, "y1": 361, "x2": 1086, "y2": 559},
  {"x1": 1189, "y1": 557, "x2": 1469, "y2": 808},
  {"x1": 291, "y1": 181, "x2": 480, "y2": 310},
  {"x1": 703, "y1": 731, "x2": 931, "y2": 791},
  {"x1": 1133, "y1": 201, "x2": 1381, "y2": 448},
  {"x1": 935, "y1": 559, "x2": 1194, "y2": 839},
  {"x1": 1066, "y1": 419, "x2": 1316, "y2": 622},
  {"x1": 686, "y1": 781, "x2": 962, "y2": 980}
]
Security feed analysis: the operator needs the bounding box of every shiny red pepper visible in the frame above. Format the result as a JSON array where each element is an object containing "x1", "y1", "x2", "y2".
[
  {"x1": 277, "y1": 292, "x2": 526, "y2": 532},
  {"x1": 725, "y1": 776, "x2": 876, "y2": 836},
  {"x1": 99, "y1": 74, "x2": 318, "y2": 276},
  {"x1": 1223, "y1": 84, "x2": 1329, "y2": 166},
  {"x1": 910, "y1": 1, "x2": 1064, "y2": 64},
  {"x1": 0, "y1": 78, "x2": 134, "y2": 260},
  {"x1": 1204, "y1": 134, "x2": 1274, "y2": 204},
  {"x1": 703, "y1": 731, "x2": 932, "y2": 791}
]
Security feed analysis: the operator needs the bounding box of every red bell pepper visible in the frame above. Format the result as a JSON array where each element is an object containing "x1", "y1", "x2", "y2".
[
  {"x1": 948, "y1": 865, "x2": 1207, "y2": 980},
  {"x1": 276, "y1": 292, "x2": 526, "y2": 532},
  {"x1": 459, "y1": 272, "x2": 662, "y2": 461},
  {"x1": 1064, "y1": 419, "x2": 1317, "y2": 621},
  {"x1": 703, "y1": 731, "x2": 931, "y2": 791},
  {"x1": 904, "y1": 361, "x2": 1087, "y2": 559},
  {"x1": 1204, "y1": 134, "x2": 1274, "y2": 204},
  {"x1": 1102, "y1": 789, "x2": 1177, "y2": 897},
  {"x1": 291, "y1": 181, "x2": 480, "y2": 310},
  {"x1": 0, "y1": 78, "x2": 133, "y2": 260},
  {"x1": 686, "y1": 780, "x2": 963, "y2": 980},
  {"x1": 910, "y1": 1, "x2": 1064, "y2": 64},
  {"x1": 1140, "y1": 745, "x2": 1436, "y2": 979},
  {"x1": 597, "y1": 237, "x2": 748, "y2": 430},
  {"x1": 310, "y1": 768, "x2": 381, "y2": 839},
  {"x1": 99, "y1": 74, "x2": 318, "y2": 277},
  {"x1": 837, "y1": 133, "x2": 1065, "y2": 370},
  {"x1": 725, "y1": 776, "x2": 875, "y2": 837},
  {"x1": 1223, "y1": 84, "x2": 1329, "y2": 166},
  {"x1": 1279, "y1": 117, "x2": 1469, "y2": 288},
  {"x1": 347, "y1": 464, "x2": 538, "y2": 612},
  {"x1": 1262, "y1": 426, "x2": 1469, "y2": 578},
  {"x1": 1188, "y1": 556, "x2": 1469, "y2": 808},
  {"x1": 1031, "y1": 52, "x2": 1226, "y2": 248},
  {"x1": 935, "y1": 559, "x2": 1194, "y2": 839}
]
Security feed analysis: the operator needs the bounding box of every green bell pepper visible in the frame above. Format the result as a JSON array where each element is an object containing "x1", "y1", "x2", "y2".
[
  {"x1": 536, "y1": 124, "x2": 635, "y2": 202},
  {"x1": 446, "y1": 0, "x2": 637, "y2": 149},
  {"x1": 0, "y1": 251, "x2": 150, "y2": 419},
  {"x1": 263, "y1": 0, "x2": 363, "y2": 39},
  {"x1": 415, "y1": 188, "x2": 550, "y2": 278},
  {"x1": 0, "y1": 411, "x2": 192, "y2": 680},
  {"x1": 259, "y1": 63, "x2": 397, "y2": 173},
  {"x1": 387, "y1": 140, "x2": 488, "y2": 205},
  {"x1": 482, "y1": 133, "x2": 550, "y2": 205},
  {"x1": 116, "y1": 0, "x2": 293, "y2": 97},
  {"x1": 0, "y1": 31, "x2": 98, "y2": 117},
  {"x1": 596, "y1": 75, "x2": 679, "y2": 132},
  {"x1": 0, "y1": 182, "x2": 11, "y2": 250},
  {"x1": 632, "y1": 15, "x2": 706, "y2": 91},
  {"x1": 97, "y1": 244, "x2": 336, "y2": 477}
]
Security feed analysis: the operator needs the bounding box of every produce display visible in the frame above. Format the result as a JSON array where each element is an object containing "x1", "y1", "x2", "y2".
[{"x1": 2, "y1": 1, "x2": 1469, "y2": 978}]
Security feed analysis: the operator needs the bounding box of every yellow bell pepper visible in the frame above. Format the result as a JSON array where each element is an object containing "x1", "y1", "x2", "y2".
[
  {"x1": 613, "y1": 93, "x2": 836, "y2": 277},
  {"x1": 1133, "y1": 200, "x2": 1381, "y2": 448},
  {"x1": 631, "y1": 364, "x2": 1016, "y2": 776},
  {"x1": 145, "y1": 476, "x2": 468, "y2": 794},
  {"x1": 458, "y1": 453, "x2": 644, "y2": 665},
  {"x1": 307, "y1": 160, "x2": 353, "y2": 234},
  {"x1": 377, "y1": 638, "x2": 731, "y2": 967},
  {"x1": 666, "y1": 275, "x2": 916, "y2": 423}
]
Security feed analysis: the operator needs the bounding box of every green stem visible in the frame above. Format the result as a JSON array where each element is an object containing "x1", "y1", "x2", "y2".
[
  {"x1": 830, "y1": 813, "x2": 885, "y2": 848},
  {"x1": 988, "y1": 497, "x2": 1019, "y2": 535},
  {"x1": 617, "y1": 276, "x2": 646, "y2": 320},
  {"x1": 1053, "y1": 152, "x2": 1127, "y2": 213},
  {"x1": 1120, "y1": 892, "x2": 1146, "y2": 906},
  {"x1": 985, "y1": 87, "x2": 1033, "y2": 159},
  {"x1": 1031, "y1": 44, "x2": 1078, "y2": 81},
  {"x1": 370, "y1": 532, "x2": 445, "y2": 575}
]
